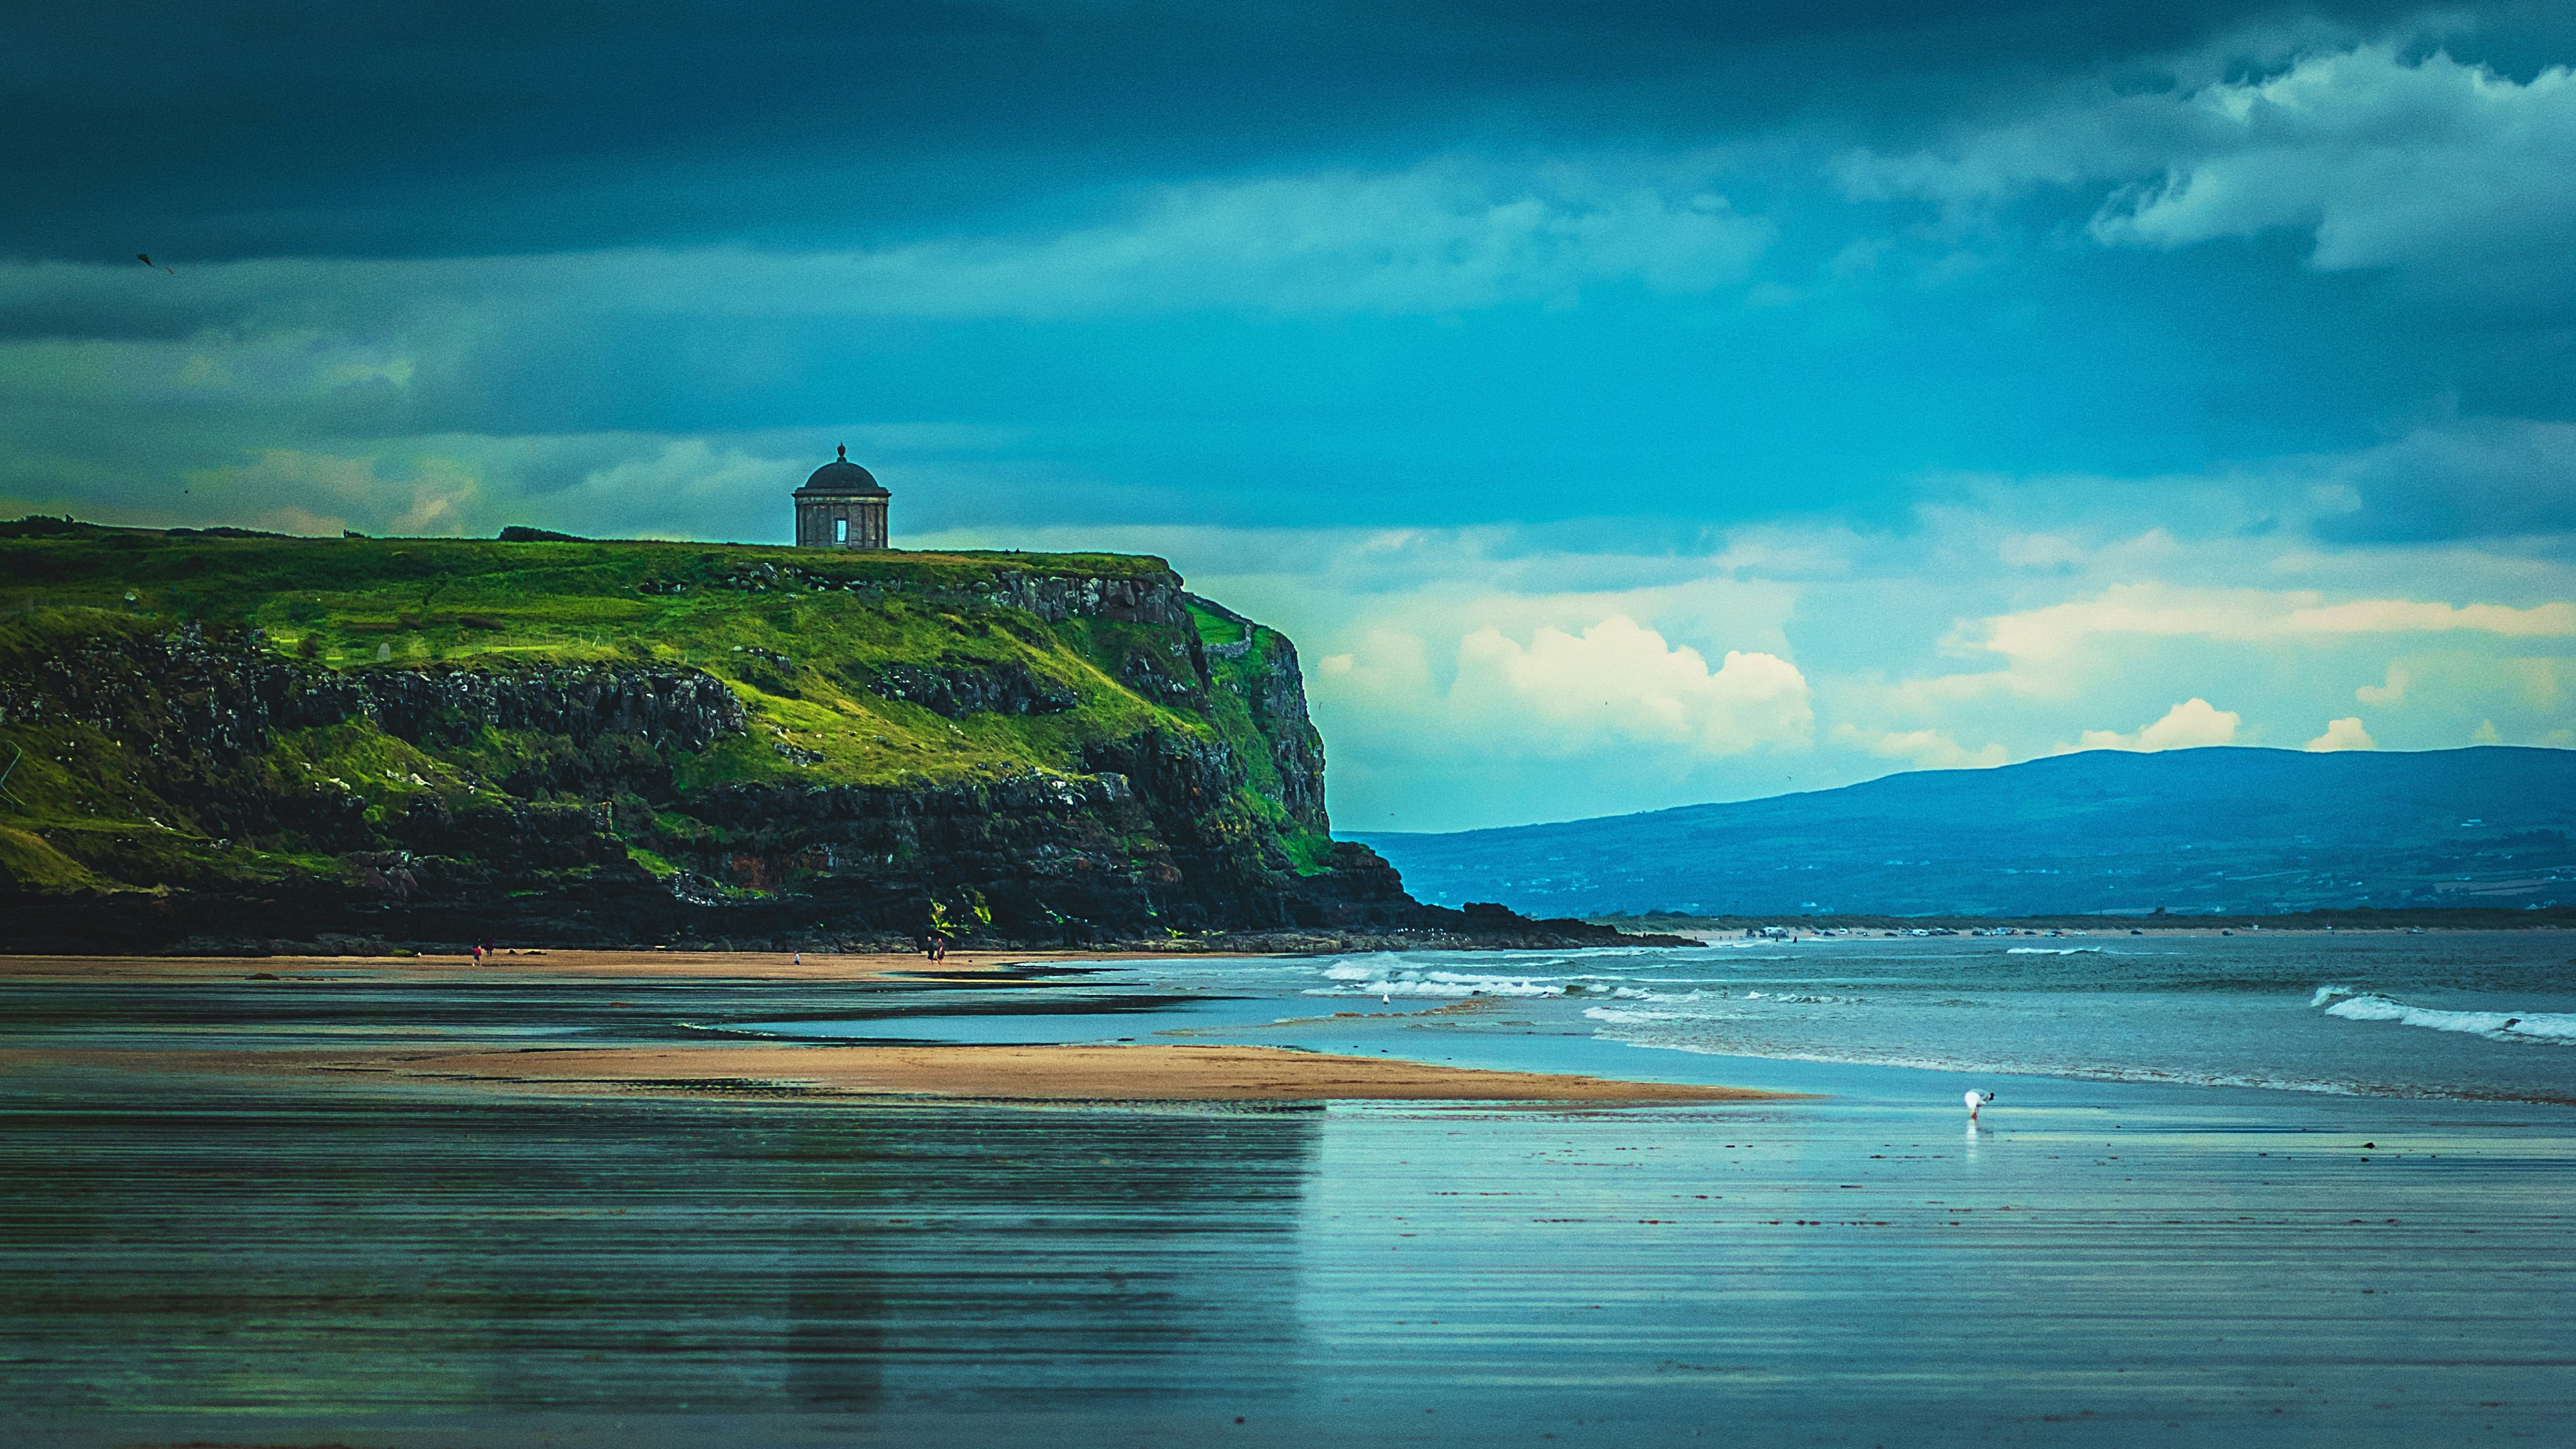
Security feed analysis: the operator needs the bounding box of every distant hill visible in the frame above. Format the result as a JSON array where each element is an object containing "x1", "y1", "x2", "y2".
[{"x1": 1356, "y1": 747, "x2": 2576, "y2": 918}]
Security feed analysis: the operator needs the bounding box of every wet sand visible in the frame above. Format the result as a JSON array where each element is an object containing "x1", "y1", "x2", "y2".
[
  {"x1": 379, "y1": 1041, "x2": 1796, "y2": 1102},
  {"x1": 0, "y1": 946, "x2": 1139, "y2": 984}
]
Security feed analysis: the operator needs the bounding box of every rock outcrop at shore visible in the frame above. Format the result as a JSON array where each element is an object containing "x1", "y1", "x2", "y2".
[{"x1": 0, "y1": 525, "x2": 1680, "y2": 955}]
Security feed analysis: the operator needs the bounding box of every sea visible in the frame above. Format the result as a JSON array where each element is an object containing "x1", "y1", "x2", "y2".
[
  {"x1": 742, "y1": 928, "x2": 2576, "y2": 1106},
  {"x1": 3, "y1": 930, "x2": 2570, "y2": 1446}
]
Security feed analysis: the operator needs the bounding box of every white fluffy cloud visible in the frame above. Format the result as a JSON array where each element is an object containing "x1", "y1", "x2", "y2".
[
  {"x1": 1315, "y1": 612, "x2": 1812, "y2": 764},
  {"x1": 2305, "y1": 716, "x2": 2378, "y2": 751},
  {"x1": 1444, "y1": 616, "x2": 1811, "y2": 756},
  {"x1": 2079, "y1": 698, "x2": 2242, "y2": 751},
  {"x1": 2356, "y1": 664, "x2": 2407, "y2": 705},
  {"x1": 1828, "y1": 724, "x2": 2008, "y2": 771}
]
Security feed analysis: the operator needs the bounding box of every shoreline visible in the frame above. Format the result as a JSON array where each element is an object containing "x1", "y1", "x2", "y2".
[
  {"x1": 0, "y1": 1040, "x2": 1803, "y2": 1105},
  {"x1": 0, "y1": 948, "x2": 1171, "y2": 983}
]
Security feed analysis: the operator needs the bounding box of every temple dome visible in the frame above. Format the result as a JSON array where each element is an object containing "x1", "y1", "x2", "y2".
[{"x1": 797, "y1": 445, "x2": 888, "y2": 497}]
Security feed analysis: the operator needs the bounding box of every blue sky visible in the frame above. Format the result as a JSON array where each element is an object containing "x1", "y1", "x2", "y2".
[{"x1": 6, "y1": 1, "x2": 2573, "y2": 829}]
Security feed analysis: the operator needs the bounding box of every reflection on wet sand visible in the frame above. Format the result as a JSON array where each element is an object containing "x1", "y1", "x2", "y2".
[
  {"x1": 3, "y1": 960, "x2": 2570, "y2": 1446},
  {"x1": 2, "y1": 1064, "x2": 1318, "y2": 1441}
]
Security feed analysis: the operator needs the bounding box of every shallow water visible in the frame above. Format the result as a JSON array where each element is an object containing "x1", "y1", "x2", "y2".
[
  {"x1": 1131, "y1": 932, "x2": 2576, "y2": 1104},
  {"x1": 3, "y1": 937, "x2": 2572, "y2": 1445}
]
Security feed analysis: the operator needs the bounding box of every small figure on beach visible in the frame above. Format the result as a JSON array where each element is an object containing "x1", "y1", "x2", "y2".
[
  {"x1": 1965, "y1": 1089, "x2": 1994, "y2": 1120},
  {"x1": 792, "y1": 950, "x2": 802, "y2": 966}
]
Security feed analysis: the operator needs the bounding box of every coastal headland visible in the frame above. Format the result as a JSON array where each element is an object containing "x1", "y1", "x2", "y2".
[{"x1": 0, "y1": 520, "x2": 1679, "y2": 955}]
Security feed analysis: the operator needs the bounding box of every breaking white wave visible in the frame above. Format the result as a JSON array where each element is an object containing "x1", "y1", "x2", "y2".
[
  {"x1": 1308, "y1": 967, "x2": 1564, "y2": 998},
  {"x1": 1582, "y1": 1006, "x2": 1685, "y2": 1025},
  {"x1": 1320, "y1": 957, "x2": 1408, "y2": 981},
  {"x1": 2311, "y1": 986, "x2": 2576, "y2": 1043},
  {"x1": 2005, "y1": 947, "x2": 2103, "y2": 955},
  {"x1": 1582, "y1": 991, "x2": 1855, "y2": 1018}
]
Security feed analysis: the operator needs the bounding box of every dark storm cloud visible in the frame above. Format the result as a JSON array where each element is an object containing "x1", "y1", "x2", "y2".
[
  {"x1": 2312, "y1": 421, "x2": 2576, "y2": 543},
  {"x1": 7, "y1": 0, "x2": 2426, "y2": 260}
]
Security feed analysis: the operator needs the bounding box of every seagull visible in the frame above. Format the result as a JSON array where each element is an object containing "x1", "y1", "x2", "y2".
[{"x1": 1965, "y1": 1089, "x2": 1995, "y2": 1120}]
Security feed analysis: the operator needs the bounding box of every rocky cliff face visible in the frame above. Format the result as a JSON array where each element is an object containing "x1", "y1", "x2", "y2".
[{"x1": 0, "y1": 529, "x2": 1678, "y2": 954}]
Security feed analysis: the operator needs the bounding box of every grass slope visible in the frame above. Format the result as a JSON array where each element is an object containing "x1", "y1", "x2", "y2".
[{"x1": 0, "y1": 520, "x2": 1328, "y2": 906}]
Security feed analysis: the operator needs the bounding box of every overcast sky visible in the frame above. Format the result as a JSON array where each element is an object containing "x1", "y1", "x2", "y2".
[{"x1": 7, "y1": 1, "x2": 2573, "y2": 829}]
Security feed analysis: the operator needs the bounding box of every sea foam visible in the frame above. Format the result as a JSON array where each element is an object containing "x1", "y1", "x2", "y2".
[
  {"x1": 2311, "y1": 986, "x2": 2576, "y2": 1043},
  {"x1": 1309, "y1": 967, "x2": 1563, "y2": 998}
]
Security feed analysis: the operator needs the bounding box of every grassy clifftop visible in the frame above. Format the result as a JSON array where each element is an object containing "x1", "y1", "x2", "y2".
[
  {"x1": 8, "y1": 522, "x2": 1232, "y2": 786},
  {"x1": 0, "y1": 518, "x2": 1355, "y2": 948}
]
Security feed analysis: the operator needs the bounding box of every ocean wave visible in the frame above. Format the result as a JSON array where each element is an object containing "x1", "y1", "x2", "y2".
[
  {"x1": 1320, "y1": 956, "x2": 1413, "y2": 981},
  {"x1": 1581, "y1": 1006, "x2": 1685, "y2": 1024},
  {"x1": 2005, "y1": 946, "x2": 2103, "y2": 955},
  {"x1": 1308, "y1": 968, "x2": 1564, "y2": 998},
  {"x1": 2311, "y1": 986, "x2": 2576, "y2": 1044},
  {"x1": 1579, "y1": 989, "x2": 1860, "y2": 1011}
]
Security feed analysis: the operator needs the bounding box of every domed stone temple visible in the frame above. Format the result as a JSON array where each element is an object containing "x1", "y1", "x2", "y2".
[{"x1": 793, "y1": 445, "x2": 891, "y2": 549}]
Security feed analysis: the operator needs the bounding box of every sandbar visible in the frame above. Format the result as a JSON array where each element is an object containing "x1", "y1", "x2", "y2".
[{"x1": 381, "y1": 1042, "x2": 1798, "y2": 1103}]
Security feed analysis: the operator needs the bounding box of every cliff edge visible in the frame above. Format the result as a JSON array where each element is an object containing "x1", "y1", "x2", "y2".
[{"x1": 0, "y1": 519, "x2": 1677, "y2": 953}]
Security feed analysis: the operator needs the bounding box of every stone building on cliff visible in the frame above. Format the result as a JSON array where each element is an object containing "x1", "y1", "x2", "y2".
[{"x1": 793, "y1": 445, "x2": 890, "y2": 549}]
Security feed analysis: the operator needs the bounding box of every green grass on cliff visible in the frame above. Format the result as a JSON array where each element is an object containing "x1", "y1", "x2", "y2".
[
  {"x1": 0, "y1": 520, "x2": 1331, "y2": 895},
  {"x1": 4, "y1": 524, "x2": 1192, "y2": 790}
]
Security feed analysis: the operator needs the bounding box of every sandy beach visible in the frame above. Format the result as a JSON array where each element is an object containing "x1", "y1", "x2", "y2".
[{"x1": 378, "y1": 1041, "x2": 1797, "y2": 1101}]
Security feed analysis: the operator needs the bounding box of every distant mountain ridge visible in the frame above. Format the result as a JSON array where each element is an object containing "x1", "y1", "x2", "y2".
[{"x1": 1356, "y1": 747, "x2": 2576, "y2": 918}]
